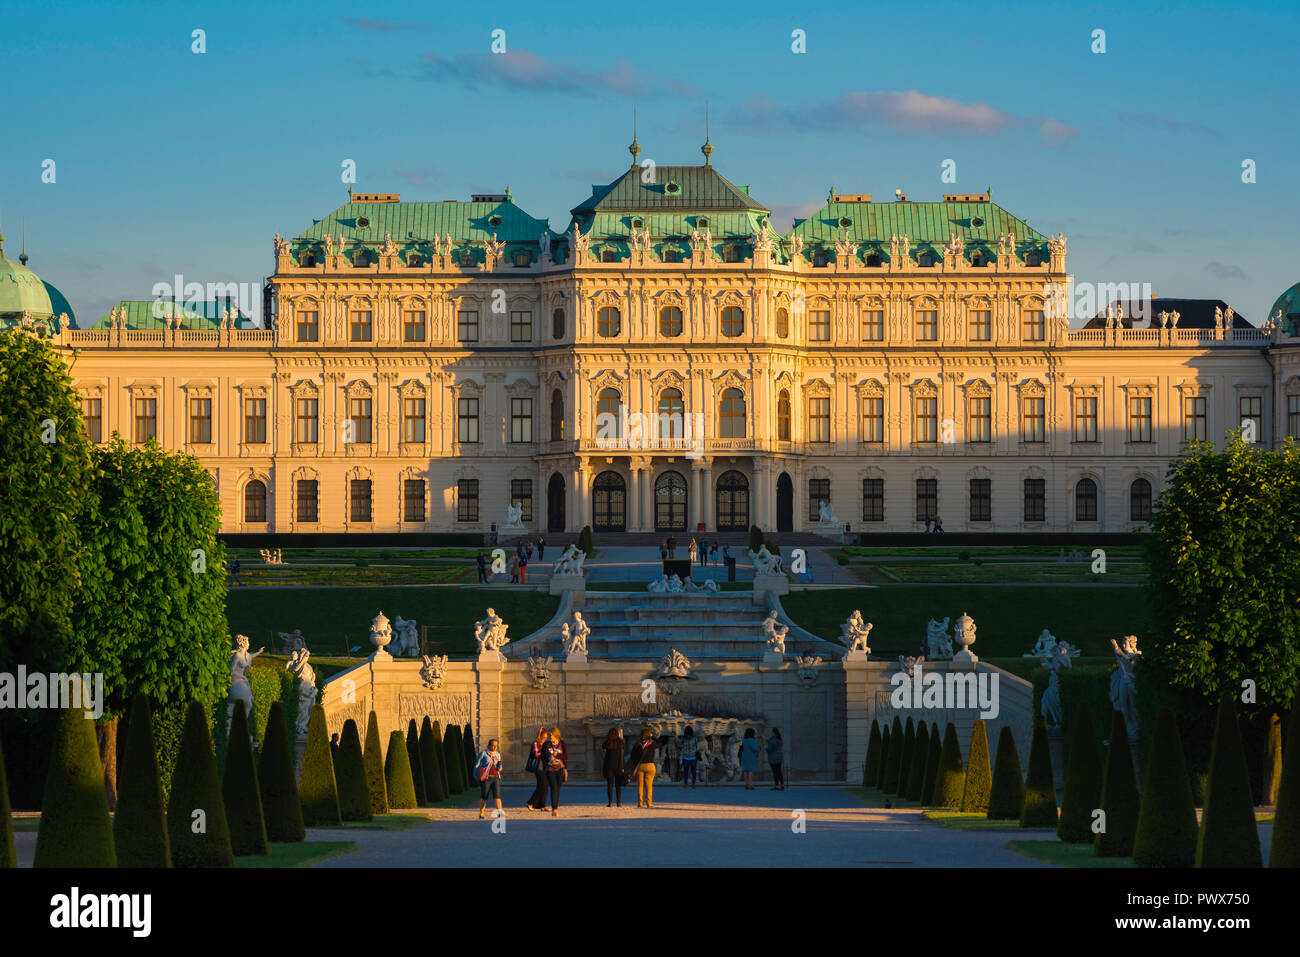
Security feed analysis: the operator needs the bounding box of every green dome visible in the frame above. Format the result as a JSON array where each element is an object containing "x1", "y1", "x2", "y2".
[
  {"x1": 0, "y1": 230, "x2": 74, "y2": 332},
  {"x1": 1269, "y1": 283, "x2": 1300, "y2": 335}
]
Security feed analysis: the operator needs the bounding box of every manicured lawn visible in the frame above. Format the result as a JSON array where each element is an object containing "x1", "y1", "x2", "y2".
[
  {"x1": 232, "y1": 840, "x2": 357, "y2": 868},
  {"x1": 876, "y1": 563, "x2": 1146, "y2": 585},
  {"x1": 1007, "y1": 840, "x2": 1135, "y2": 868},
  {"x1": 238, "y1": 565, "x2": 470, "y2": 587},
  {"x1": 843, "y1": 786, "x2": 921, "y2": 809},
  {"x1": 924, "y1": 810, "x2": 1051, "y2": 832},
  {"x1": 226, "y1": 586, "x2": 560, "y2": 656},
  {"x1": 781, "y1": 585, "x2": 1151, "y2": 657}
]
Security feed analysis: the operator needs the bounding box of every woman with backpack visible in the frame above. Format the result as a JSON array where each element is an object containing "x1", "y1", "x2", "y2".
[
  {"x1": 542, "y1": 726, "x2": 568, "y2": 817},
  {"x1": 602, "y1": 727, "x2": 626, "y2": 807},
  {"x1": 765, "y1": 727, "x2": 785, "y2": 791},
  {"x1": 628, "y1": 727, "x2": 661, "y2": 808},
  {"x1": 739, "y1": 727, "x2": 761, "y2": 790},
  {"x1": 524, "y1": 726, "x2": 548, "y2": 811},
  {"x1": 680, "y1": 726, "x2": 700, "y2": 789},
  {"x1": 474, "y1": 739, "x2": 503, "y2": 819}
]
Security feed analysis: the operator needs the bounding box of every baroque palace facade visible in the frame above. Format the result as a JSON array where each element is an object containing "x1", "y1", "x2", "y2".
[{"x1": 27, "y1": 142, "x2": 1300, "y2": 536}]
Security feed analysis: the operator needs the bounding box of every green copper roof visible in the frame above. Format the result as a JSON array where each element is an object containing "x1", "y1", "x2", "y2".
[
  {"x1": 1269, "y1": 282, "x2": 1300, "y2": 335},
  {"x1": 791, "y1": 200, "x2": 1047, "y2": 245},
  {"x1": 571, "y1": 164, "x2": 769, "y2": 215},
  {"x1": 89, "y1": 300, "x2": 252, "y2": 331},
  {"x1": 0, "y1": 232, "x2": 74, "y2": 331}
]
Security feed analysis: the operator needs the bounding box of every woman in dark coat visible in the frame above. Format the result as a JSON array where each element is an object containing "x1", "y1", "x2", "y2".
[
  {"x1": 541, "y1": 726, "x2": 568, "y2": 817},
  {"x1": 602, "y1": 728, "x2": 626, "y2": 807},
  {"x1": 524, "y1": 726, "x2": 548, "y2": 811}
]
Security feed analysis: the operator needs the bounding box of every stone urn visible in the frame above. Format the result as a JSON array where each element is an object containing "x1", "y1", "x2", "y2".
[
  {"x1": 370, "y1": 610, "x2": 394, "y2": 660},
  {"x1": 952, "y1": 611, "x2": 978, "y2": 667}
]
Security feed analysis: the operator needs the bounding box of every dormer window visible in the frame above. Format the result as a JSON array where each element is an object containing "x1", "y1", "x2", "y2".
[
  {"x1": 724, "y1": 245, "x2": 742, "y2": 263},
  {"x1": 813, "y1": 250, "x2": 828, "y2": 268},
  {"x1": 354, "y1": 249, "x2": 371, "y2": 266},
  {"x1": 918, "y1": 251, "x2": 935, "y2": 267},
  {"x1": 971, "y1": 250, "x2": 987, "y2": 267},
  {"x1": 460, "y1": 251, "x2": 475, "y2": 267},
  {"x1": 1026, "y1": 250, "x2": 1041, "y2": 266},
  {"x1": 697, "y1": 217, "x2": 709, "y2": 228},
  {"x1": 631, "y1": 217, "x2": 644, "y2": 228},
  {"x1": 408, "y1": 254, "x2": 422, "y2": 267},
  {"x1": 665, "y1": 181, "x2": 681, "y2": 195},
  {"x1": 663, "y1": 248, "x2": 682, "y2": 263},
  {"x1": 300, "y1": 252, "x2": 317, "y2": 267},
  {"x1": 514, "y1": 251, "x2": 530, "y2": 267},
  {"x1": 865, "y1": 252, "x2": 881, "y2": 267},
  {"x1": 602, "y1": 249, "x2": 619, "y2": 263},
  {"x1": 488, "y1": 215, "x2": 503, "y2": 227}
]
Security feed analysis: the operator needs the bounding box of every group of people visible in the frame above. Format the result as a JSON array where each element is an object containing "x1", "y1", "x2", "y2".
[
  {"x1": 473, "y1": 725, "x2": 788, "y2": 817},
  {"x1": 922, "y1": 516, "x2": 945, "y2": 533},
  {"x1": 475, "y1": 536, "x2": 547, "y2": 584},
  {"x1": 658, "y1": 537, "x2": 730, "y2": 566}
]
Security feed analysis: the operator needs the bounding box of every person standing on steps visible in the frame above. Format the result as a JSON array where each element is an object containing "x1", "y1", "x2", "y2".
[
  {"x1": 524, "y1": 726, "x2": 548, "y2": 811},
  {"x1": 628, "y1": 727, "x2": 661, "y2": 808},
  {"x1": 475, "y1": 738, "x2": 504, "y2": 819},
  {"x1": 602, "y1": 727, "x2": 626, "y2": 807},
  {"x1": 537, "y1": 536, "x2": 545, "y2": 561},
  {"x1": 764, "y1": 728, "x2": 785, "y2": 791},
  {"x1": 667, "y1": 534, "x2": 677, "y2": 558},
  {"x1": 689, "y1": 538, "x2": 698, "y2": 564},
  {"x1": 680, "y1": 726, "x2": 700, "y2": 788},
  {"x1": 739, "y1": 728, "x2": 761, "y2": 790},
  {"x1": 519, "y1": 550, "x2": 528, "y2": 584},
  {"x1": 542, "y1": 726, "x2": 568, "y2": 817}
]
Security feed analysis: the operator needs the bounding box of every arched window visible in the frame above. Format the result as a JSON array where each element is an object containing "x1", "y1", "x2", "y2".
[
  {"x1": 244, "y1": 480, "x2": 267, "y2": 523},
  {"x1": 1075, "y1": 478, "x2": 1098, "y2": 522},
  {"x1": 719, "y1": 388, "x2": 746, "y2": 438},
  {"x1": 552, "y1": 308, "x2": 565, "y2": 340},
  {"x1": 721, "y1": 306, "x2": 744, "y2": 337},
  {"x1": 597, "y1": 306, "x2": 621, "y2": 337},
  {"x1": 776, "y1": 307, "x2": 790, "y2": 339},
  {"x1": 1130, "y1": 478, "x2": 1152, "y2": 522},
  {"x1": 596, "y1": 388, "x2": 622, "y2": 438},
  {"x1": 550, "y1": 389, "x2": 565, "y2": 441},
  {"x1": 658, "y1": 388, "x2": 684, "y2": 440},
  {"x1": 777, "y1": 389, "x2": 791, "y2": 441},
  {"x1": 659, "y1": 306, "x2": 683, "y2": 337}
]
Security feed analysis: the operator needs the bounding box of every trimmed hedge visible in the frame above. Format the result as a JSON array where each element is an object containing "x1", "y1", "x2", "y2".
[
  {"x1": 1133, "y1": 707, "x2": 1198, "y2": 867},
  {"x1": 35, "y1": 707, "x2": 117, "y2": 867},
  {"x1": 1269, "y1": 686, "x2": 1299, "y2": 867},
  {"x1": 1094, "y1": 710, "x2": 1140, "y2": 858},
  {"x1": 933, "y1": 723, "x2": 966, "y2": 810},
  {"x1": 579, "y1": 525, "x2": 594, "y2": 553},
  {"x1": 863, "y1": 720, "x2": 882, "y2": 787},
  {"x1": 920, "y1": 723, "x2": 942, "y2": 805},
  {"x1": 905, "y1": 722, "x2": 930, "y2": 802},
  {"x1": 363, "y1": 712, "x2": 389, "y2": 815},
  {"x1": 961, "y1": 719, "x2": 992, "y2": 813},
  {"x1": 898, "y1": 717, "x2": 916, "y2": 798},
  {"x1": 1058, "y1": 701, "x2": 1102, "y2": 843},
  {"x1": 443, "y1": 725, "x2": 466, "y2": 794},
  {"x1": 877, "y1": 725, "x2": 891, "y2": 789},
  {"x1": 298, "y1": 705, "x2": 341, "y2": 826},
  {"x1": 0, "y1": 733, "x2": 13, "y2": 868},
  {"x1": 1195, "y1": 695, "x2": 1262, "y2": 867},
  {"x1": 1020, "y1": 720, "x2": 1058, "y2": 827},
  {"x1": 463, "y1": 721, "x2": 477, "y2": 781},
  {"x1": 113, "y1": 694, "x2": 170, "y2": 867},
  {"x1": 882, "y1": 716, "x2": 904, "y2": 794},
  {"x1": 419, "y1": 718, "x2": 446, "y2": 804},
  {"x1": 258, "y1": 701, "x2": 305, "y2": 843},
  {"x1": 987, "y1": 726, "x2": 1026, "y2": 820},
  {"x1": 335, "y1": 719, "x2": 373, "y2": 822},
  {"x1": 166, "y1": 700, "x2": 233, "y2": 868},
  {"x1": 406, "y1": 720, "x2": 426, "y2": 805},
  {"x1": 222, "y1": 701, "x2": 268, "y2": 856},
  {"x1": 384, "y1": 730, "x2": 418, "y2": 809}
]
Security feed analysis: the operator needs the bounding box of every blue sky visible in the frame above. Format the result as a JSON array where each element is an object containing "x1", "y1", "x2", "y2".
[{"x1": 2, "y1": 0, "x2": 1297, "y2": 325}]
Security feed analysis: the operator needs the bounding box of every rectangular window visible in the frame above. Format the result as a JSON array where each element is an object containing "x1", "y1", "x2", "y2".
[
  {"x1": 862, "y1": 478, "x2": 884, "y2": 522},
  {"x1": 134, "y1": 398, "x2": 157, "y2": 444},
  {"x1": 1022, "y1": 396, "x2": 1045, "y2": 443},
  {"x1": 1289, "y1": 394, "x2": 1300, "y2": 439},
  {"x1": 916, "y1": 310, "x2": 938, "y2": 341},
  {"x1": 350, "y1": 479, "x2": 372, "y2": 523},
  {"x1": 808, "y1": 478, "x2": 830, "y2": 522},
  {"x1": 915, "y1": 396, "x2": 938, "y2": 443},
  {"x1": 1074, "y1": 396, "x2": 1098, "y2": 442},
  {"x1": 1129, "y1": 396, "x2": 1152, "y2": 442},
  {"x1": 510, "y1": 310, "x2": 533, "y2": 343},
  {"x1": 512, "y1": 478, "x2": 533, "y2": 522},
  {"x1": 969, "y1": 310, "x2": 991, "y2": 341},
  {"x1": 458, "y1": 310, "x2": 479, "y2": 343},
  {"x1": 968, "y1": 396, "x2": 991, "y2": 443},
  {"x1": 861, "y1": 310, "x2": 884, "y2": 341},
  {"x1": 458, "y1": 397, "x2": 480, "y2": 443},
  {"x1": 915, "y1": 478, "x2": 937, "y2": 522},
  {"x1": 1023, "y1": 310, "x2": 1045, "y2": 341},
  {"x1": 403, "y1": 479, "x2": 426, "y2": 523},
  {"x1": 403, "y1": 310, "x2": 426, "y2": 342},
  {"x1": 1183, "y1": 395, "x2": 1208, "y2": 441},
  {"x1": 457, "y1": 479, "x2": 479, "y2": 522},
  {"x1": 350, "y1": 310, "x2": 372, "y2": 342},
  {"x1": 296, "y1": 309, "x2": 319, "y2": 342},
  {"x1": 809, "y1": 310, "x2": 830, "y2": 341},
  {"x1": 188, "y1": 398, "x2": 212, "y2": 444},
  {"x1": 1239, "y1": 395, "x2": 1262, "y2": 443},
  {"x1": 82, "y1": 397, "x2": 102, "y2": 443},
  {"x1": 861, "y1": 397, "x2": 884, "y2": 443},
  {"x1": 243, "y1": 397, "x2": 267, "y2": 444},
  {"x1": 510, "y1": 397, "x2": 533, "y2": 443},
  {"x1": 970, "y1": 478, "x2": 991, "y2": 522},
  {"x1": 808, "y1": 397, "x2": 831, "y2": 443},
  {"x1": 349, "y1": 398, "x2": 372, "y2": 444},
  {"x1": 1024, "y1": 478, "x2": 1045, "y2": 523},
  {"x1": 403, "y1": 397, "x2": 426, "y2": 443},
  {"x1": 296, "y1": 479, "x2": 318, "y2": 523},
  {"x1": 295, "y1": 398, "x2": 318, "y2": 444}
]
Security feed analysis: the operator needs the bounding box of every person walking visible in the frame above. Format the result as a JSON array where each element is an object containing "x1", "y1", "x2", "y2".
[
  {"x1": 765, "y1": 728, "x2": 785, "y2": 791},
  {"x1": 508, "y1": 551, "x2": 519, "y2": 583},
  {"x1": 228, "y1": 555, "x2": 242, "y2": 586},
  {"x1": 628, "y1": 727, "x2": 660, "y2": 808},
  {"x1": 474, "y1": 738, "x2": 504, "y2": 819},
  {"x1": 933, "y1": 515, "x2": 945, "y2": 533},
  {"x1": 602, "y1": 728, "x2": 626, "y2": 807},
  {"x1": 659, "y1": 541, "x2": 668, "y2": 563},
  {"x1": 537, "y1": 536, "x2": 546, "y2": 560},
  {"x1": 739, "y1": 728, "x2": 761, "y2": 790},
  {"x1": 689, "y1": 538, "x2": 698, "y2": 564},
  {"x1": 519, "y1": 551, "x2": 528, "y2": 584},
  {"x1": 680, "y1": 726, "x2": 700, "y2": 788},
  {"x1": 667, "y1": 535, "x2": 676, "y2": 558},
  {"x1": 329, "y1": 733, "x2": 340, "y2": 763},
  {"x1": 476, "y1": 552, "x2": 488, "y2": 584},
  {"x1": 542, "y1": 726, "x2": 568, "y2": 816},
  {"x1": 524, "y1": 726, "x2": 548, "y2": 811}
]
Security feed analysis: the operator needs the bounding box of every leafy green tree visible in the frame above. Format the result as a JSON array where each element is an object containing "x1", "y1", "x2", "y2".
[
  {"x1": 863, "y1": 720, "x2": 882, "y2": 787},
  {"x1": 384, "y1": 730, "x2": 418, "y2": 809},
  {"x1": 961, "y1": 720, "x2": 993, "y2": 812},
  {"x1": 882, "y1": 716, "x2": 904, "y2": 794},
  {"x1": 335, "y1": 719, "x2": 373, "y2": 822},
  {"x1": 934, "y1": 724, "x2": 966, "y2": 810},
  {"x1": 1133, "y1": 708, "x2": 1198, "y2": 866},
  {"x1": 406, "y1": 720, "x2": 426, "y2": 805},
  {"x1": 905, "y1": 722, "x2": 929, "y2": 801},
  {"x1": 987, "y1": 726, "x2": 1026, "y2": 820},
  {"x1": 113, "y1": 694, "x2": 170, "y2": 867},
  {"x1": 363, "y1": 712, "x2": 389, "y2": 815},
  {"x1": 1058, "y1": 701, "x2": 1102, "y2": 843},
  {"x1": 1196, "y1": 695, "x2": 1262, "y2": 867},
  {"x1": 257, "y1": 701, "x2": 304, "y2": 842},
  {"x1": 298, "y1": 705, "x2": 340, "y2": 826},
  {"x1": 34, "y1": 707, "x2": 116, "y2": 867},
  {"x1": 166, "y1": 701, "x2": 233, "y2": 868},
  {"x1": 1269, "y1": 684, "x2": 1299, "y2": 867},
  {"x1": 222, "y1": 702, "x2": 268, "y2": 856},
  {"x1": 1020, "y1": 720, "x2": 1058, "y2": 827},
  {"x1": 1094, "y1": 710, "x2": 1140, "y2": 858}
]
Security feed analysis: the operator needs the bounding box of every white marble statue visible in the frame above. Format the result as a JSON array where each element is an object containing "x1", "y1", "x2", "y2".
[
  {"x1": 474, "y1": 607, "x2": 510, "y2": 657},
  {"x1": 925, "y1": 617, "x2": 954, "y2": 659},
  {"x1": 393, "y1": 616, "x2": 419, "y2": 657},
  {"x1": 228, "y1": 634, "x2": 265, "y2": 733},
  {"x1": 1110, "y1": 635, "x2": 1142, "y2": 740},
  {"x1": 657, "y1": 648, "x2": 692, "y2": 679},
  {"x1": 647, "y1": 575, "x2": 669, "y2": 593},
  {"x1": 285, "y1": 648, "x2": 316, "y2": 736},
  {"x1": 552, "y1": 544, "x2": 587, "y2": 576},
  {"x1": 816, "y1": 499, "x2": 838, "y2": 526},
  {"x1": 1025, "y1": 628, "x2": 1057, "y2": 659},
  {"x1": 502, "y1": 501, "x2": 524, "y2": 529},
  {"x1": 667, "y1": 573, "x2": 685, "y2": 593},
  {"x1": 277, "y1": 628, "x2": 306, "y2": 654},
  {"x1": 565, "y1": 612, "x2": 590, "y2": 658},
  {"x1": 748, "y1": 544, "x2": 781, "y2": 576},
  {"x1": 840, "y1": 610, "x2": 873, "y2": 656},
  {"x1": 899, "y1": 654, "x2": 925, "y2": 676},
  {"x1": 763, "y1": 610, "x2": 789, "y2": 655},
  {"x1": 1039, "y1": 640, "x2": 1080, "y2": 729},
  {"x1": 701, "y1": 578, "x2": 719, "y2": 594},
  {"x1": 420, "y1": 653, "x2": 448, "y2": 691}
]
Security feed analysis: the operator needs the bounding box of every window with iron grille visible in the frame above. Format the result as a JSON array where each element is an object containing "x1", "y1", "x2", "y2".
[
  {"x1": 1023, "y1": 478, "x2": 1045, "y2": 522},
  {"x1": 1075, "y1": 478, "x2": 1098, "y2": 521},
  {"x1": 457, "y1": 479, "x2": 479, "y2": 522},
  {"x1": 862, "y1": 478, "x2": 884, "y2": 522},
  {"x1": 350, "y1": 479, "x2": 372, "y2": 523},
  {"x1": 404, "y1": 479, "x2": 426, "y2": 523},
  {"x1": 458, "y1": 397, "x2": 480, "y2": 443},
  {"x1": 970, "y1": 478, "x2": 991, "y2": 522},
  {"x1": 915, "y1": 478, "x2": 937, "y2": 522},
  {"x1": 512, "y1": 479, "x2": 533, "y2": 522},
  {"x1": 296, "y1": 479, "x2": 318, "y2": 523},
  {"x1": 808, "y1": 478, "x2": 830, "y2": 522}
]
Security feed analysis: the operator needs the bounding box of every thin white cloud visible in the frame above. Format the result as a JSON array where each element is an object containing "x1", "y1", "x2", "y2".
[{"x1": 419, "y1": 49, "x2": 700, "y2": 98}]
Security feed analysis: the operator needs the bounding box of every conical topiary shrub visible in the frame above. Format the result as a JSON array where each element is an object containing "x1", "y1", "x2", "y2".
[
  {"x1": 905, "y1": 722, "x2": 930, "y2": 801},
  {"x1": 1269, "y1": 683, "x2": 1299, "y2": 867},
  {"x1": 34, "y1": 707, "x2": 116, "y2": 867},
  {"x1": 1094, "y1": 709, "x2": 1140, "y2": 858},
  {"x1": 1058, "y1": 701, "x2": 1102, "y2": 843},
  {"x1": 961, "y1": 719, "x2": 993, "y2": 813},
  {"x1": 882, "y1": 716, "x2": 904, "y2": 794},
  {"x1": 298, "y1": 705, "x2": 341, "y2": 826},
  {"x1": 898, "y1": 717, "x2": 916, "y2": 798},
  {"x1": 987, "y1": 726, "x2": 1026, "y2": 820},
  {"x1": 1021, "y1": 720, "x2": 1057, "y2": 827},
  {"x1": 406, "y1": 720, "x2": 426, "y2": 805},
  {"x1": 443, "y1": 725, "x2": 466, "y2": 794},
  {"x1": 166, "y1": 700, "x2": 233, "y2": 868},
  {"x1": 462, "y1": 722, "x2": 477, "y2": 786},
  {"x1": 363, "y1": 712, "x2": 389, "y2": 815},
  {"x1": 876, "y1": 725, "x2": 891, "y2": 789},
  {"x1": 335, "y1": 719, "x2": 372, "y2": 822},
  {"x1": 921, "y1": 723, "x2": 942, "y2": 805},
  {"x1": 934, "y1": 723, "x2": 966, "y2": 810},
  {"x1": 863, "y1": 720, "x2": 882, "y2": 787},
  {"x1": 0, "y1": 733, "x2": 14, "y2": 868},
  {"x1": 419, "y1": 718, "x2": 446, "y2": 803},
  {"x1": 431, "y1": 721, "x2": 452, "y2": 796},
  {"x1": 258, "y1": 701, "x2": 305, "y2": 843},
  {"x1": 1195, "y1": 695, "x2": 1262, "y2": 867},
  {"x1": 222, "y1": 701, "x2": 268, "y2": 856},
  {"x1": 1133, "y1": 707, "x2": 1198, "y2": 867},
  {"x1": 113, "y1": 694, "x2": 170, "y2": 867},
  {"x1": 384, "y1": 730, "x2": 418, "y2": 809}
]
